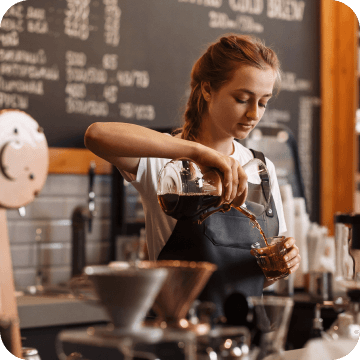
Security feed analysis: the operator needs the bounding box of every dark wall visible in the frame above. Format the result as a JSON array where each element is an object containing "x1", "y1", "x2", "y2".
[{"x1": 0, "y1": 0, "x2": 320, "y2": 217}]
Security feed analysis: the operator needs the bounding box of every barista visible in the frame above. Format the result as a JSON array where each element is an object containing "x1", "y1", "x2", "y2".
[{"x1": 84, "y1": 34, "x2": 301, "y2": 317}]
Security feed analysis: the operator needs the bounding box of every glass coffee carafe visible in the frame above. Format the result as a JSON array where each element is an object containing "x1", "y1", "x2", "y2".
[{"x1": 157, "y1": 158, "x2": 272, "y2": 224}]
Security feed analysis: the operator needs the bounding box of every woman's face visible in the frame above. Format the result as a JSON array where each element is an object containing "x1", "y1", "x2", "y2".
[{"x1": 202, "y1": 64, "x2": 277, "y2": 140}]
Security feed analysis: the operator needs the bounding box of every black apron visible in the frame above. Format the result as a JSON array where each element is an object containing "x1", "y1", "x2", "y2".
[{"x1": 157, "y1": 150, "x2": 279, "y2": 317}]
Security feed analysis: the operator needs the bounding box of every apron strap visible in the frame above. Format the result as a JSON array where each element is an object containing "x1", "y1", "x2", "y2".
[{"x1": 249, "y1": 149, "x2": 274, "y2": 218}]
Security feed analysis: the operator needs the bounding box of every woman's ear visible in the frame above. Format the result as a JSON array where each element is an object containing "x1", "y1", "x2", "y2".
[{"x1": 201, "y1": 81, "x2": 211, "y2": 101}]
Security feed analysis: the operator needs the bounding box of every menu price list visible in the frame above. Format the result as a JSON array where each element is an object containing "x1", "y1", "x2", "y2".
[{"x1": 0, "y1": 1, "x2": 133, "y2": 123}]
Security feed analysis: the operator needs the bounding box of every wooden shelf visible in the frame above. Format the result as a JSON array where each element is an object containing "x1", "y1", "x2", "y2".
[{"x1": 48, "y1": 148, "x2": 112, "y2": 175}]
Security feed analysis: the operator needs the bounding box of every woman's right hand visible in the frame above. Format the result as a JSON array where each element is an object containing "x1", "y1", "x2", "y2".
[{"x1": 193, "y1": 144, "x2": 248, "y2": 205}]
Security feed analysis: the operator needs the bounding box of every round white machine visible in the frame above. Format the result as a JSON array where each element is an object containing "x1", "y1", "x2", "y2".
[{"x1": 0, "y1": 109, "x2": 48, "y2": 209}]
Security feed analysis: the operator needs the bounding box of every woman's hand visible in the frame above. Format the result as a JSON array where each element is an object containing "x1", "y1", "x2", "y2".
[
  {"x1": 283, "y1": 237, "x2": 301, "y2": 274},
  {"x1": 193, "y1": 144, "x2": 248, "y2": 204}
]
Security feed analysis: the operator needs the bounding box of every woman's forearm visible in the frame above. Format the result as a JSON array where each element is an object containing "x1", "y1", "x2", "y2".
[{"x1": 84, "y1": 122, "x2": 200, "y2": 162}]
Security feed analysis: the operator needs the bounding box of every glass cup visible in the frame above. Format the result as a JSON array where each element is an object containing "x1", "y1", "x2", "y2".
[
  {"x1": 248, "y1": 296, "x2": 294, "y2": 360},
  {"x1": 251, "y1": 236, "x2": 290, "y2": 281}
]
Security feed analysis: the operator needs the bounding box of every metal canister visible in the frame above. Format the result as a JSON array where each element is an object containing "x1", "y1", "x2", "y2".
[{"x1": 22, "y1": 347, "x2": 41, "y2": 360}]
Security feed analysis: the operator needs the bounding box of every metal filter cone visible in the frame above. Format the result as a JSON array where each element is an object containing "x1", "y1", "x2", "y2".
[
  {"x1": 137, "y1": 260, "x2": 217, "y2": 325},
  {"x1": 83, "y1": 265, "x2": 168, "y2": 331}
]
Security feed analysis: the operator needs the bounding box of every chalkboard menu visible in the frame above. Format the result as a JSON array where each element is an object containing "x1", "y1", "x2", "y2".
[
  {"x1": 0, "y1": 0, "x2": 320, "y2": 215},
  {"x1": 0, "y1": 0, "x2": 320, "y2": 144}
]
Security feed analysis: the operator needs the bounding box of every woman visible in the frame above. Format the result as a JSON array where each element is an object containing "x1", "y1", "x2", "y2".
[{"x1": 85, "y1": 34, "x2": 301, "y2": 318}]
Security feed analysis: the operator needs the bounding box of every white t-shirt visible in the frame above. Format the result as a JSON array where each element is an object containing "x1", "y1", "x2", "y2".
[{"x1": 119, "y1": 139, "x2": 287, "y2": 260}]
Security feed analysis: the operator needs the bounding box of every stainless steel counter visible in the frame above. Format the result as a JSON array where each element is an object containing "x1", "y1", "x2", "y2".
[
  {"x1": 15, "y1": 292, "x2": 323, "y2": 330},
  {"x1": 17, "y1": 295, "x2": 110, "y2": 329}
]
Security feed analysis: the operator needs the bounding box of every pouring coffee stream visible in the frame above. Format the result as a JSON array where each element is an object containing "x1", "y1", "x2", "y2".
[
  {"x1": 234, "y1": 205, "x2": 269, "y2": 246},
  {"x1": 198, "y1": 202, "x2": 269, "y2": 246}
]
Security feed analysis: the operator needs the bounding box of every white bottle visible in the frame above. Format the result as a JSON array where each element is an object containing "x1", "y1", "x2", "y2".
[{"x1": 293, "y1": 197, "x2": 310, "y2": 288}]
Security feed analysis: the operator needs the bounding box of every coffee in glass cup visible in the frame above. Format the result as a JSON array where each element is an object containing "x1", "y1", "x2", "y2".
[{"x1": 251, "y1": 236, "x2": 291, "y2": 281}]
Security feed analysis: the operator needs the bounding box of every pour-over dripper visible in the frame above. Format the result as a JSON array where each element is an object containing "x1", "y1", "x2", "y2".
[
  {"x1": 248, "y1": 296, "x2": 294, "y2": 360},
  {"x1": 136, "y1": 260, "x2": 217, "y2": 328},
  {"x1": 76, "y1": 264, "x2": 168, "y2": 333},
  {"x1": 157, "y1": 158, "x2": 272, "y2": 222}
]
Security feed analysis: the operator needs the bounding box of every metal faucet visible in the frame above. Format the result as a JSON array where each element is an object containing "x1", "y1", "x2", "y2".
[
  {"x1": 71, "y1": 162, "x2": 96, "y2": 277},
  {"x1": 88, "y1": 161, "x2": 96, "y2": 232},
  {"x1": 26, "y1": 228, "x2": 45, "y2": 295}
]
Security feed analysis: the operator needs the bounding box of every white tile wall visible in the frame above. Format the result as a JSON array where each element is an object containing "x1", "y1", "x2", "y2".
[
  {"x1": 7, "y1": 220, "x2": 72, "y2": 243},
  {"x1": 7, "y1": 197, "x2": 69, "y2": 220},
  {"x1": 7, "y1": 174, "x2": 113, "y2": 289}
]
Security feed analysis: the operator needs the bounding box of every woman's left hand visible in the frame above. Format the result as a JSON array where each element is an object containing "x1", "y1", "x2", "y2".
[{"x1": 283, "y1": 237, "x2": 301, "y2": 274}]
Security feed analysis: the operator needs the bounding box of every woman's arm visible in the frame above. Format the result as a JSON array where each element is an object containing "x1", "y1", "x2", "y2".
[
  {"x1": 84, "y1": 122, "x2": 247, "y2": 202},
  {"x1": 84, "y1": 122, "x2": 199, "y2": 175}
]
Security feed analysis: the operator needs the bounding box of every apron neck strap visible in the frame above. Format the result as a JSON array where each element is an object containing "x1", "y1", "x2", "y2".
[{"x1": 249, "y1": 149, "x2": 272, "y2": 215}]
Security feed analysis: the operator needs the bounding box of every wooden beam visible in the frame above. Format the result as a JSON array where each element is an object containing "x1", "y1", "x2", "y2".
[
  {"x1": 335, "y1": 1, "x2": 357, "y2": 214},
  {"x1": 320, "y1": 0, "x2": 358, "y2": 233},
  {"x1": 48, "y1": 148, "x2": 112, "y2": 175}
]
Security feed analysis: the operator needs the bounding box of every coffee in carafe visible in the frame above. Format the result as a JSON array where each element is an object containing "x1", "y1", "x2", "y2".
[
  {"x1": 157, "y1": 158, "x2": 271, "y2": 221},
  {"x1": 158, "y1": 193, "x2": 221, "y2": 219},
  {"x1": 157, "y1": 159, "x2": 223, "y2": 219}
]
